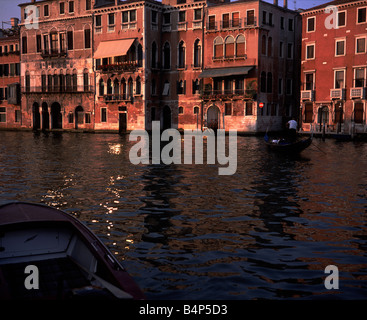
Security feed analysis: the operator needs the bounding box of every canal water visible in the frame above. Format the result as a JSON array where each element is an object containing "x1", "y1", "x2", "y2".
[{"x1": 0, "y1": 131, "x2": 367, "y2": 300}]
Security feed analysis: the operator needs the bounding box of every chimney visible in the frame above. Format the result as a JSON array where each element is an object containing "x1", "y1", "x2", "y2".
[
  {"x1": 283, "y1": 0, "x2": 288, "y2": 8},
  {"x1": 10, "y1": 18, "x2": 19, "y2": 27},
  {"x1": 274, "y1": 0, "x2": 278, "y2": 5}
]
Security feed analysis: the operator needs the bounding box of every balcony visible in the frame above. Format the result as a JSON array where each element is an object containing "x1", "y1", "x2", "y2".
[
  {"x1": 301, "y1": 90, "x2": 314, "y2": 101},
  {"x1": 103, "y1": 94, "x2": 133, "y2": 103},
  {"x1": 200, "y1": 89, "x2": 256, "y2": 101},
  {"x1": 24, "y1": 85, "x2": 94, "y2": 94},
  {"x1": 350, "y1": 87, "x2": 366, "y2": 99},
  {"x1": 41, "y1": 49, "x2": 67, "y2": 59},
  {"x1": 206, "y1": 17, "x2": 257, "y2": 31},
  {"x1": 177, "y1": 22, "x2": 187, "y2": 31},
  {"x1": 330, "y1": 88, "x2": 345, "y2": 100},
  {"x1": 193, "y1": 21, "x2": 202, "y2": 29},
  {"x1": 97, "y1": 61, "x2": 138, "y2": 73}
]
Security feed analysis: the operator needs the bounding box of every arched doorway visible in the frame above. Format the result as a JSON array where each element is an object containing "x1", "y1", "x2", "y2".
[
  {"x1": 32, "y1": 102, "x2": 40, "y2": 130},
  {"x1": 207, "y1": 105, "x2": 220, "y2": 130},
  {"x1": 42, "y1": 102, "x2": 49, "y2": 130},
  {"x1": 162, "y1": 105, "x2": 171, "y2": 130},
  {"x1": 51, "y1": 102, "x2": 62, "y2": 129},
  {"x1": 75, "y1": 106, "x2": 84, "y2": 129}
]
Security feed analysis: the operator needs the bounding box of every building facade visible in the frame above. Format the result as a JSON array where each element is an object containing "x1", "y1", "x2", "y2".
[
  {"x1": 300, "y1": 0, "x2": 367, "y2": 136},
  {"x1": 14, "y1": 0, "x2": 301, "y2": 133},
  {"x1": 0, "y1": 19, "x2": 21, "y2": 129},
  {"x1": 19, "y1": 0, "x2": 95, "y2": 131}
]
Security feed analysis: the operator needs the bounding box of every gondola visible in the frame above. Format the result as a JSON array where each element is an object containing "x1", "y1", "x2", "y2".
[
  {"x1": 264, "y1": 133, "x2": 312, "y2": 153},
  {"x1": 0, "y1": 202, "x2": 145, "y2": 300}
]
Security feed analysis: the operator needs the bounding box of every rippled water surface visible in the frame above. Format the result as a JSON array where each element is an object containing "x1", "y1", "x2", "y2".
[{"x1": 1, "y1": 131, "x2": 367, "y2": 300}]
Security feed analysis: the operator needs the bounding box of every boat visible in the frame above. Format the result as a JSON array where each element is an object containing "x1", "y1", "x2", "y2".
[
  {"x1": 264, "y1": 133, "x2": 312, "y2": 153},
  {"x1": 0, "y1": 202, "x2": 145, "y2": 300}
]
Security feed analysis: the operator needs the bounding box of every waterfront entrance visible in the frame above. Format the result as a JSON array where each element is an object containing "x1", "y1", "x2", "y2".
[
  {"x1": 75, "y1": 106, "x2": 84, "y2": 130},
  {"x1": 51, "y1": 102, "x2": 62, "y2": 129},
  {"x1": 42, "y1": 103, "x2": 49, "y2": 130},
  {"x1": 32, "y1": 103, "x2": 40, "y2": 130},
  {"x1": 207, "y1": 105, "x2": 220, "y2": 130},
  {"x1": 119, "y1": 112, "x2": 127, "y2": 133},
  {"x1": 162, "y1": 105, "x2": 171, "y2": 130}
]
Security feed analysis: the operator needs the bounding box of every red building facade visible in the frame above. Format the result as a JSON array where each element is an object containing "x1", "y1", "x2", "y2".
[
  {"x1": 0, "y1": 19, "x2": 21, "y2": 130},
  {"x1": 300, "y1": 0, "x2": 367, "y2": 135}
]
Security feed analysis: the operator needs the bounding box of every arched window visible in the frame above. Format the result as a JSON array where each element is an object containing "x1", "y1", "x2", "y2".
[
  {"x1": 194, "y1": 106, "x2": 199, "y2": 114},
  {"x1": 261, "y1": 35, "x2": 267, "y2": 55},
  {"x1": 128, "y1": 77, "x2": 133, "y2": 99},
  {"x1": 214, "y1": 37, "x2": 223, "y2": 59},
  {"x1": 53, "y1": 71, "x2": 59, "y2": 92},
  {"x1": 178, "y1": 41, "x2": 185, "y2": 68},
  {"x1": 113, "y1": 78, "x2": 119, "y2": 95},
  {"x1": 99, "y1": 79, "x2": 104, "y2": 96},
  {"x1": 267, "y1": 72, "x2": 272, "y2": 93},
  {"x1": 129, "y1": 44, "x2": 136, "y2": 62},
  {"x1": 137, "y1": 43, "x2": 143, "y2": 67},
  {"x1": 136, "y1": 76, "x2": 141, "y2": 95},
  {"x1": 59, "y1": 70, "x2": 65, "y2": 92},
  {"x1": 268, "y1": 37, "x2": 272, "y2": 57},
  {"x1": 224, "y1": 36, "x2": 235, "y2": 58},
  {"x1": 193, "y1": 39, "x2": 201, "y2": 67},
  {"x1": 66, "y1": 70, "x2": 71, "y2": 92},
  {"x1": 121, "y1": 78, "x2": 126, "y2": 99},
  {"x1": 83, "y1": 69, "x2": 89, "y2": 91},
  {"x1": 260, "y1": 72, "x2": 266, "y2": 93},
  {"x1": 72, "y1": 69, "x2": 78, "y2": 91},
  {"x1": 41, "y1": 71, "x2": 46, "y2": 92},
  {"x1": 151, "y1": 41, "x2": 157, "y2": 68},
  {"x1": 163, "y1": 42, "x2": 170, "y2": 69},
  {"x1": 107, "y1": 78, "x2": 112, "y2": 97},
  {"x1": 236, "y1": 35, "x2": 245, "y2": 57},
  {"x1": 178, "y1": 106, "x2": 184, "y2": 114}
]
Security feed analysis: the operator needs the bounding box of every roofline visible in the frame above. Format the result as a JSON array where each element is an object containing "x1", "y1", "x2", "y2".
[{"x1": 300, "y1": 0, "x2": 367, "y2": 15}]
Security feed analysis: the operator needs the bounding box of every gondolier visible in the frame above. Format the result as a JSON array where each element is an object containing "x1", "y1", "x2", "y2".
[{"x1": 287, "y1": 118, "x2": 298, "y2": 142}]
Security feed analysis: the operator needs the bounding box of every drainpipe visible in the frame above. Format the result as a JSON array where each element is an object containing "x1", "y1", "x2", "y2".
[
  {"x1": 92, "y1": 10, "x2": 95, "y2": 132},
  {"x1": 200, "y1": 4, "x2": 206, "y2": 131}
]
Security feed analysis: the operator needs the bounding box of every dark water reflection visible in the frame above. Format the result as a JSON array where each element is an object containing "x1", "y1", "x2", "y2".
[{"x1": 1, "y1": 131, "x2": 367, "y2": 299}]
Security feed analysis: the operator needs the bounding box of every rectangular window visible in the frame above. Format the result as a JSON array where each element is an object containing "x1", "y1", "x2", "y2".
[
  {"x1": 67, "y1": 31, "x2": 73, "y2": 50},
  {"x1": 163, "y1": 13, "x2": 170, "y2": 25},
  {"x1": 179, "y1": 11, "x2": 186, "y2": 23},
  {"x1": 69, "y1": 1, "x2": 74, "y2": 13},
  {"x1": 335, "y1": 70, "x2": 345, "y2": 88},
  {"x1": 59, "y1": 33, "x2": 65, "y2": 52},
  {"x1": 306, "y1": 44, "x2": 315, "y2": 59},
  {"x1": 152, "y1": 10, "x2": 158, "y2": 24},
  {"x1": 101, "y1": 108, "x2": 107, "y2": 122},
  {"x1": 279, "y1": 41, "x2": 284, "y2": 58},
  {"x1": 287, "y1": 43, "x2": 293, "y2": 59},
  {"x1": 222, "y1": 13, "x2": 230, "y2": 28},
  {"x1": 60, "y1": 2, "x2": 65, "y2": 14},
  {"x1": 15, "y1": 63, "x2": 20, "y2": 76},
  {"x1": 357, "y1": 7, "x2": 367, "y2": 24},
  {"x1": 95, "y1": 15, "x2": 102, "y2": 27},
  {"x1": 305, "y1": 73, "x2": 314, "y2": 90},
  {"x1": 225, "y1": 103, "x2": 232, "y2": 116},
  {"x1": 232, "y1": 12, "x2": 239, "y2": 27},
  {"x1": 262, "y1": 11, "x2": 267, "y2": 24},
  {"x1": 286, "y1": 79, "x2": 292, "y2": 95},
  {"x1": 43, "y1": 34, "x2": 49, "y2": 53},
  {"x1": 36, "y1": 34, "x2": 42, "y2": 53},
  {"x1": 84, "y1": 28, "x2": 91, "y2": 49},
  {"x1": 307, "y1": 17, "x2": 315, "y2": 32},
  {"x1": 288, "y1": 18, "x2": 293, "y2": 31},
  {"x1": 15, "y1": 110, "x2": 21, "y2": 123},
  {"x1": 44, "y1": 4, "x2": 49, "y2": 17},
  {"x1": 245, "y1": 101, "x2": 253, "y2": 115},
  {"x1": 269, "y1": 13, "x2": 273, "y2": 26},
  {"x1": 208, "y1": 15, "x2": 216, "y2": 30},
  {"x1": 0, "y1": 107, "x2": 6, "y2": 122},
  {"x1": 335, "y1": 39, "x2": 345, "y2": 56},
  {"x1": 280, "y1": 16, "x2": 284, "y2": 29},
  {"x1": 278, "y1": 78, "x2": 283, "y2": 94},
  {"x1": 130, "y1": 10, "x2": 136, "y2": 22},
  {"x1": 122, "y1": 11, "x2": 129, "y2": 23},
  {"x1": 22, "y1": 36, "x2": 27, "y2": 54},
  {"x1": 354, "y1": 68, "x2": 365, "y2": 87},
  {"x1": 86, "y1": 0, "x2": 91, "y2": 11},
  {"x1": 337, "y1": 11, "x2": 346, "y2": 27},
  {"x1": 247, "y1": 10, "x2": 255, "y2": 26},
  {"x1": 356, "y1": 37, "x2": 366, "y2": 53},
  {"x1": 194, "y1": 9, "x2": 202, "y2": 21},
  {"x1": 85, "y1": 113, "x2": 91, "y2": 124}
]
